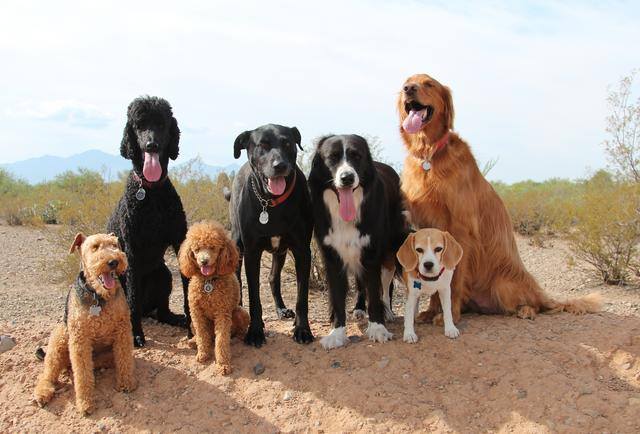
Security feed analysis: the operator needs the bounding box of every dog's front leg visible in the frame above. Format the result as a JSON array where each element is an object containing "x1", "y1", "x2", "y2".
[
  {"x1": 438, "y1": 285, "x2": 460, "y2": 339},
  {"x1": 213, "y1": 312, "x2": 233, "y2": 375},
  {"x1": 192, "y1": 307, "x2": 214, "y2": 363},
  {"x1": 243, "y1": 249, "x2": 266, "y2": 347},
  {"x1": 291, "y1": 245, "x2": 314, "y2": 344},
  {"x1": 403, "y1": 286, "x2": 420, "y2": 343},
  {"x1": 319, "y1": 252, "x2": 349, "y2": 350},
  {"x1": 112, "y1": 327, "x2": 137, "y2": 392},
  {"x1": 364, "y1": 264, "x2": 393, "y2": 343},
  {"x1": 68, "y1": 333, "x2": 95, "y2": 415}
]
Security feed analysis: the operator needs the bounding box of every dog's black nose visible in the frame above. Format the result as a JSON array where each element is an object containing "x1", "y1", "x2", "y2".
[
  {"x1": 424, "y1": 261, "x2": 434, "y2": 271},
  {"x1": 145, "y1": 141, "x2": 158, "y2": 152},
  {"x1": 404, "y1": 84, "x2": 417, "y2": 95},
  {"x1": 339, "y1": 172, "x2": 355, "y2": 186},
  {"x1": 272, "y1": 160, "x2": 286, "y2": 172},
  {"x1": 108, "y1": 259, "x2": 119, "y2": 269}
]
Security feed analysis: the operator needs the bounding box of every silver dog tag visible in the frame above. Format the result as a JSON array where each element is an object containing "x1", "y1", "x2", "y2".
[
  {"x1": 204, "y1": 281, "x2": 214, "y2": 293},
  {"x1": 135, "y1": 187, "x2": 146, "y2": 201},
  {"x1": 89, "y1": 304, "x2": 102, "y2": 316},
  {"x1": 422, "y1": 160, "x2": 431, "y2": 171},
  {"x1": 259, "y1": 210, "x2": 269, "y2": 225}
]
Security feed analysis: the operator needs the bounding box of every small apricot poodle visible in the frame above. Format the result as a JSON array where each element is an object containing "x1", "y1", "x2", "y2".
[
  {"x1": 179, "y1": 220, "x2": 249, "y2": 375},
  {"x1": 34, "y1": 233, "x2": 137, "y2": 415}
]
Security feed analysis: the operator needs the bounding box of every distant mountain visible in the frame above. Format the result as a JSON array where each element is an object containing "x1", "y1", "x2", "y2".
[{"x1": 0, "y1": 150, "x2": 238, "y2": 184}]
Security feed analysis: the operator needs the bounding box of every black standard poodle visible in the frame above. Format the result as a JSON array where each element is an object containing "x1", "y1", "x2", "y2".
[{"x1": 107, "y1": 96, "x2": 190, "y2": 347}]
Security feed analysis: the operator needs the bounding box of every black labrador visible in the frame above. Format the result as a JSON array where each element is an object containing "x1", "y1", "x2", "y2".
[
  {"x1": 228, "y1": 124, "x2": 314, "y2": 347},
  {"x1": 107, "y1": 96, "x2": 190, "y2": 347}
]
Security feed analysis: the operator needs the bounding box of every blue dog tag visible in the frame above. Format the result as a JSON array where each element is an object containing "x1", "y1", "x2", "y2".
[{"x1": 413, "y1": 280, "x2": 422, "y2": 289}]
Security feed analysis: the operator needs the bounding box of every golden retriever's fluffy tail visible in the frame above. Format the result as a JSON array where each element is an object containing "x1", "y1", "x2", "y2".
[
  {"x1": 231, "y1": 307, "x2": 250, "y2": 338},
  {"x1": 544, "y1": 292, "x2": 603, "y2": 314}
]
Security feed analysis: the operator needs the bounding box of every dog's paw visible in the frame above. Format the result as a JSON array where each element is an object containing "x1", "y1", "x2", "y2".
[
  {"x1": 416, "y1": 310, "x2": 437, "y2": 324},
  {"x1": 76, "y1": 399, "x2": 94, "y2": 416},
  {"x1": 403, "y1": 330, "x2": 419, "y2": 344},
  {"x1": 320, "y1": 327, "x2": 347, "y2": 350},
  {"x1": 133, "y1": 334, "x2": 146, "y2": 348},
  {"x1": 352, "y1": 309, "x2": 366, "y2": 321},
  {"x1": 158, "y1": 312, "x2": 187, "y2": 328},
  {"x1": 517, "y1": 305, "x2": 537, "y2": 320},
  {"x1": 432, "y1": 313, "x2": 444, "y2": 327},
  {"x1": 444, "y1": 326, "x2": 460, "y2": 339},
  {"x1": 33, "y1": 383, "x2": 55, "y2": 407},
  {"x1": 214, "y1": 363, "x2": 232, "y2": 376},
  {"x1": 384, "y1": 305, "x2": 396, "y2": 323},
  {"x1": 196, "y1": 351, "x2": 212, "y2": 363},
  {"x1": 366, "y1": 322, "x2": 393, "y2": 343},
  {"x1": 116, "y1": 375, "x2": 138, "y2": 393},
  {"x1": 276, "y1": 307, "x2": 295, "y2": 320},
  {"x1": 293, "y1": 325, "x2": 314, "y2": 344},
  {"x1": 244, "y1": 326, "x2": 266, "y2": 348}
]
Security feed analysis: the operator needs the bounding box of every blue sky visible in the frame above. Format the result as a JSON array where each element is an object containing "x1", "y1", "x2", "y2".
[{"x1": 1, "y1": 0, "x2": 638, "y2": 182}]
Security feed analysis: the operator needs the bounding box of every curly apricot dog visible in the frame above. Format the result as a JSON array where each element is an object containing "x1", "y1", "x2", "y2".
[
  {"x1": 34, "y1": 233, "x2": 137, "y2": 415},
  {"x1": 179, "y1": 221, "x2": 249, "y2": 375}
]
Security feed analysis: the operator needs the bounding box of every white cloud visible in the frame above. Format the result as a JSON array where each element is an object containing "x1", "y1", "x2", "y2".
[{"x1": 5, "y1": 100, "x2": 113, "y2": 128}]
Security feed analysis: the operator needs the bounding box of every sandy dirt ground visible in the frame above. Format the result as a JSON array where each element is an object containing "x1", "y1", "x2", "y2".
[{"x1": 1, "y1": 224, "x2": 639, "y2": 433}]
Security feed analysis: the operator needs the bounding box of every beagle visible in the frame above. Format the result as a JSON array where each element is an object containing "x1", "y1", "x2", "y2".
[{"x1": 396, "y1": 228, "x2": 463, "y2": 342}]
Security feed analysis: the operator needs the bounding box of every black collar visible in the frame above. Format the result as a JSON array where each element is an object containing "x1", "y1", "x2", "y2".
[{"x1": 75, "y1": 272, "x2": 106, "y2": 307}]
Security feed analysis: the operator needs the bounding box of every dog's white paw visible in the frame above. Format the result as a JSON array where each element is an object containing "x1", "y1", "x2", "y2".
[
  {"x1": 366, "y1": 322, "x2": 393, "y2": 343},
  {"x1": 320, "y1": 327, "x2": 348, "y2": 350},
  {"x1": 384, "y1": 305, "x2": 396, "y2": 323},
  {"x1": 444, "y1": 326, "x2": 460, "y2": 339},
  {"x1": 403, "y1": 330, "x2": 418, "y2": 344},
  {"x1": 352, "y1": 309, "x2": 366, "y2": 321}
]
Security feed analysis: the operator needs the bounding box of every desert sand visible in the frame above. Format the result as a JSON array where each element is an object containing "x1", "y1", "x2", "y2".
[{"x1": 1, "y1": 224, "x2": 639, "y2": 433}]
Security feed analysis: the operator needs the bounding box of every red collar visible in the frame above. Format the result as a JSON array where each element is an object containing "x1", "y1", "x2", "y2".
[
  {"x1": 269, "y1": 171, "x2": 297, "y2": 206},
  {"x1": 414, "y1": 130, "x2": 450, "y2": 162},
  {"x1": 417, "y1": 267, "x2": 445, "y2": 282},
  {"x1": 132, "y1": 171, "x2": 168, "y2": 189}
]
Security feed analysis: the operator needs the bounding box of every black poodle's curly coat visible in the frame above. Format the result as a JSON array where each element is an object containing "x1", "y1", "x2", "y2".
[{"x1": 107, "y1": 96, "x2": 190, "y2": 347}]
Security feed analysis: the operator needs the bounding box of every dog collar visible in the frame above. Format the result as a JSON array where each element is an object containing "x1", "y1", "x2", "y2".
[
  {"x1": 75, "y1": 272, "x2": 106, "y2": 309},
  {"x1": 416, "y1": 267, "x2": 446, "y2": 282},
  {"x1": 250, "y1": 171, "x2": 297, "y2": 225},
  {"x1": 416, "y1": 131, "x2": 450, "y2": 171},
  {"x1": 132, "y1": 170, "x2": 168, "y2": 189}
]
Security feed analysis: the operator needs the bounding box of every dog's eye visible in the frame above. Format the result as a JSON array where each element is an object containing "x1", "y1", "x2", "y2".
[
  {"x1": 424, "y1": 82, "x2": 434, "y2": 88},
  {"x1": 91, "y1": 245, "x2": 99, "y2": 252},
  {"x1": 328, "y1": 152, "x2": 341, "y2": 162},
  {"x1": 259, "y1": 142, "x2": 270, "y2": 150},
  {"x1": 434, "y1": 246, "x2": 443, "y2": 253},
  {"x1": 349, "y1": 152, "x2": 361, "y2": 161},
  {"x1": 416, "y1": 247, "x2": 424, "y2": 254}
]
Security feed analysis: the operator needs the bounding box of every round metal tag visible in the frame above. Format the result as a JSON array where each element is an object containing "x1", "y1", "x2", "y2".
[
  {"x1": 422, "y1": 161, "x2": 431, "y2": 171},
  {"x1": 259, "y1": 210, "x2": 269, "y2": 224},
  {"x1": 204, "y1": 281, "x2": 214, "y2": 293},
  {"x1": 135, "y1": 188, "x2": 146, "y2": 201}
]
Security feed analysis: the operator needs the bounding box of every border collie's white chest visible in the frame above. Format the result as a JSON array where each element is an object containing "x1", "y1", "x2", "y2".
[{"x1": 322, "y1": 188, "x2": 369, "y2": 274}]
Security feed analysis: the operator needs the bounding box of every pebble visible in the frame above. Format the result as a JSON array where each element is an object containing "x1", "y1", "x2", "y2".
[
  {"x1": 621, "y1": 362, "x2": 632, "y2": 370},
  {"x1": 331, "y1": 361, "x2": 341, "y2": 369},
  {"x1": 283, "y1": 391, "x2": 293, "y2": 401},
  {"x1": 0, "y1": 335, "x2": 16, "y2": 354},
  {"x1": 517, "y1": 390, "x2": 527, "y2": 399},
  {"x1": 402, "y1": 374, "x2": 410, "y2": 380},
  {"x1": 378, "y1": 357, "x2": 390, "y2": 369},
  {"x1": 253, "y1": 363, "x2": 265, "y2": 375}
]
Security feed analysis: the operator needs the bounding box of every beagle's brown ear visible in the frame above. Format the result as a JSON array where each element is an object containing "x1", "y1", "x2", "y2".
[
  {"x1": 69, "y1": 233, "x2": 86, "y2": 254},
  {"x1": 442, "y1": 85, "x2": 455, "y2": 130},
  {"x1": 396, "y1": 233, "x2": 418, "y2": 271},
  {"x1": 442, "y1": 231, "x2": 463, "y2": 270},
  {"x1": 216, "y1": 237, "x2": 240, "y2": 276},
  {"x1": 178, "y1": 237, "x2": 198, "y2": 278}
]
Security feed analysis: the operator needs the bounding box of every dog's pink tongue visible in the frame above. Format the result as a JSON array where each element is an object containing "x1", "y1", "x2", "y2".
[
  {"x1": 337, "y1": 188, "x2": 356, "y2": 222},
  {"x1": 402, "y1": 110, "x2": 425, "y2": 134},
  {"x1": 101, "y1": 272, "x2": 116, "y2": 289},
  {"x1": 200, "y1": 265, "x2": 213, "y2": 276},
  {"x1": 267, "y1": 176, "x2": 286, "y2": 195},
  {"x1": 143, "y1": 152, "x2": 162, "y2": 182}
]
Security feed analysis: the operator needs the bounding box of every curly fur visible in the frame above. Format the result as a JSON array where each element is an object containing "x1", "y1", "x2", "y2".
[
  {"x1": 34, "y1": 233, "x2": 137, "y2": 415},
  {"x1": 178, "y1": 221, "x2": 249, "y2": 375}
]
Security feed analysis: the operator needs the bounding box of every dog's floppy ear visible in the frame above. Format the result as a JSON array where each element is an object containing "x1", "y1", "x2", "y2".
[
  {"x1": 442, "y1": 231, "x2": 463, "y2": 270},
  {"x1": 442, "y1": 86, "x2": 455, "y2": 130},
  {"x1": 168, "y1": 117, "x2": 180, "y2": 160},
  {"x1": 120, "y1": 121, "x2": 136, "y2": 160},
  {"x1": 178, "y1": 237, "x2": 198, "y2": 278},
  {"x1": 291, "y1": 126, "x2": 303, "y2": 151},
  {"x1": 69, "y1": 233, "x2": 86, "y2": 254},
  {"x1": 396, "y1": 232, "x2": 418, "y2": 271},
  {"x1": 216, "y1": 237, "x2": 240, "y2": 276},
  {"x1": 234, "y1": 130, "x2": 251, "y2": 159}
]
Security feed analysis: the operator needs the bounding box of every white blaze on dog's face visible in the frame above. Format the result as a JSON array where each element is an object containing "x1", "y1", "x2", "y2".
[{"x1": 397, "y1": 228, "x2": 463, "y2": 277}]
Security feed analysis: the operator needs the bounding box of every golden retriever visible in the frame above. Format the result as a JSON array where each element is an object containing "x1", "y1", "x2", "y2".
[{"x1": 397, "y1": 73, "x2": 601, "y2": 324}]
